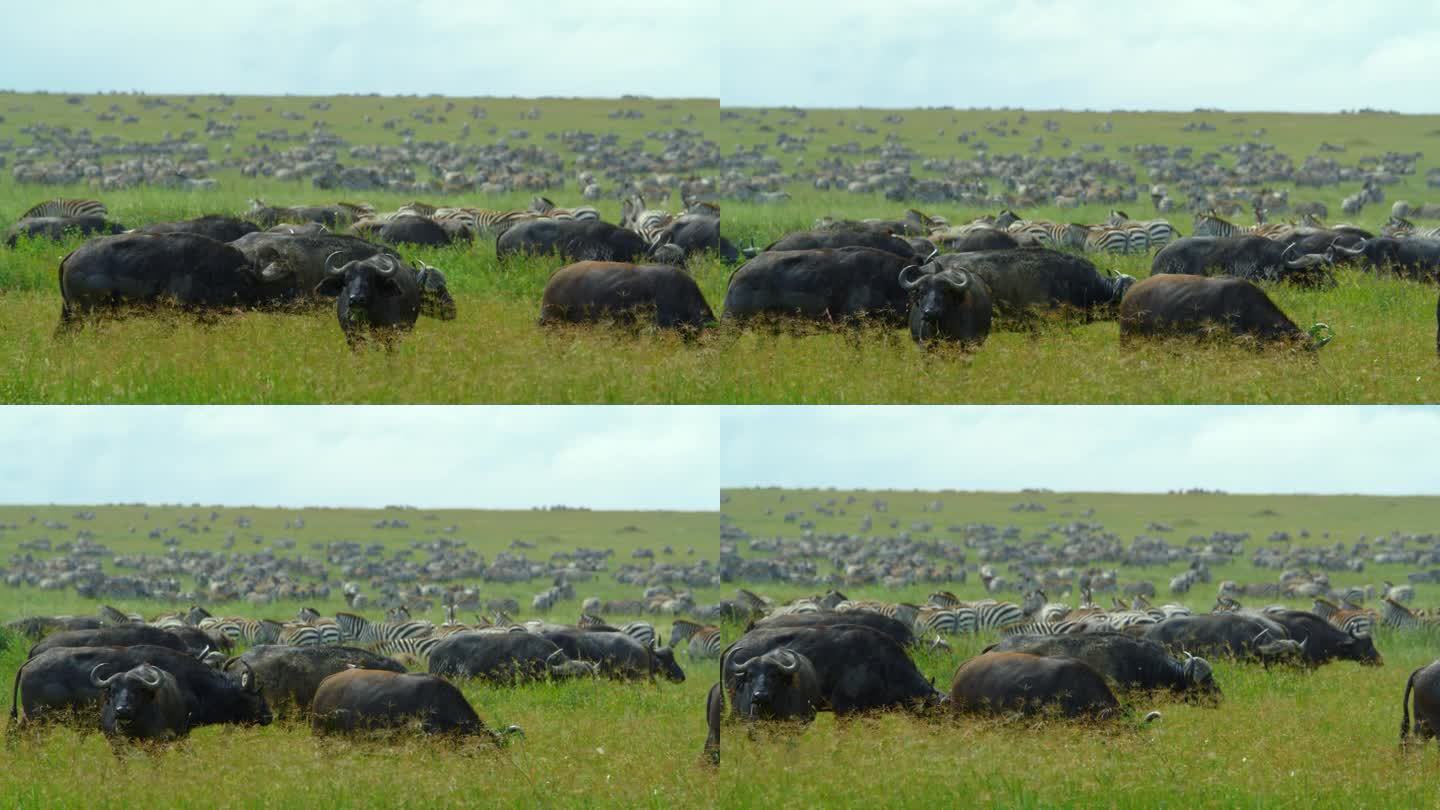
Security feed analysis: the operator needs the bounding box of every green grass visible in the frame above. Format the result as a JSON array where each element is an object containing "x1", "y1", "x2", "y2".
[
  {"x1": 718, "y1": 488, "x2": 1440, "y2": 807},
  {"x1": 0, "y1": 504, "x2": 719, "y2": 808}
]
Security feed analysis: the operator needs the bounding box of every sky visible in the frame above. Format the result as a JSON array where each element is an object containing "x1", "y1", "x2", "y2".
[
  {"x1": 3, "y1": 2, "x2": 1438, "y2": 112},
  {"x1": 721, "y1": 407, "x2": 1440, "y2": 496},
  {"x1": 0, "y1": 407, "x2": 718, "y2": 511}
]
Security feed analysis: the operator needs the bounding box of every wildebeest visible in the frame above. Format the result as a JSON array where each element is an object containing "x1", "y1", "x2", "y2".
[
  {"x1": 310, "y1": 669, "x2": 519, "y2": 743},
  {"x1": 140, "y1": 215, "x2": 259, "y2": 243},
  {"x1": 722, "y1": 247, "x2": 913, "y2": 327},
  {"x1": 930, "y1": 249, "x2": 1133, "y2": 323},
  {"x1": 222, "y1": 645, "x2": 406, "y2": 717},
  {"x1": 29, "y1": 625, "x2": 191, "y2": 659},
  {"x1": 538, "y1": 262, "x2": 715, "y2": 330},
  {"x1": 985, "y1": 633, "x2": 1218, "y2": 699},
  {"x1": 1119, "y1": 275, "x2": 1330, "y2": 348},
  {"x1": 1262, "y1": 610, "x2": 1382, "y2": 666},
  {"x1": 541, "y1": 630, "x2": 686, "y2": 682},
  {"x1": 428, "y1": 631, "x2": 598, "y2": 684},
  {"x1": 93, "y1": 663, "x2": 189, "y2": 741},
  {"x1": 1331, "y1": 238, "x2": 1440, "y2": 281},
  {"x1": 763, "y1": 229, "x2": 918, "y2": 260},
  {"x1": 897, "y1": 259, "x2": 992, "y2": 345},
  {"x1": 4, "y1": 216, "x2": 124, "y2": 247},
  {"x1": 497, "y1": 219, "x2": 651, "y2": 264},
  {"x1": 1144, "y1": 613, "x2": 1298, "y2": 662},
  {"x1": 1151, "y1": 236, "x2": 1334, "y2": 287},
  {"x1": 1400, "y1": 659, "x2": 1440, "y2": 746},
  {"x1": 950, "y1": 652, "x2": 1125, "y2": 719},
  {"x1": 11, "y1": 645, "x2": 271, "y2": 728},
  {"x1": 57, "y1": 233, "x2": 269, "y2": 328},
  {"x1": 314, "y1": 253, "x2": 456, "y2": 347}
]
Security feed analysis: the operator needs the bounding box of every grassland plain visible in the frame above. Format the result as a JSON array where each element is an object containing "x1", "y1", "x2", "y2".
[
  {"x1": 4, "y1": 96, "x2": 1440, "y2": 402},
  {"x1": 0, "y1": 505, "x2": 720, "y2": 809},
  {"x1": 718, "y1": 488, "x2": 1440, "y2": 808}
]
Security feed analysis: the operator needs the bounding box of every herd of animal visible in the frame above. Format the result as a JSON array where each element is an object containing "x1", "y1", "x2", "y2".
[{"x1": 3, "y1": 601, "x2": 709, "y2": 746}]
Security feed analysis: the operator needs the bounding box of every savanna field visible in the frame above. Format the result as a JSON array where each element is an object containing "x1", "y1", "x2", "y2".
[
  {"x1": 0, "y1": 505, "x2": 720, "y2": 809},
  {"x1": 3, "y1": 94, "x2": 1440, "y2": 402},
  {"x1": 718, "y1": 488, "x2": 1440, "y2": 807}
]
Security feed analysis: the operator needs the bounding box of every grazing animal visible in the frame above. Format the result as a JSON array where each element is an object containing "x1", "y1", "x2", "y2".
[
  {"x1": 93, "y1": 663, "x2": 189, "y2": 741},
  {"x1": 6, "y1": 216, "x2": 124, "y2": 247},
  {"x1": 985, "y1": 633, "x2": 1219, "y2": 698},
  {"x1": 1152, "y1": 236, "x2": 1334, "y2": 287},
  {"x1": 950, "y1": 652, "x2": 1126, "y2": 719},
  {"x1": 1401, "y1": 659, "x2": 1440, "y2": 746},
  {"x1": 929, "y1": 249, "x2": 1132, "y2": 323},
  {"x1": 897, "y1": 259, "x2": 993, "y2": 346},
  {"x1": 763, "y1": 229, "x2": 918, "y2": 260},
  {"x1": 222, "y1": 645, "x2": 406, "y2": 717},
  {"x1": 497, "y1": 219, "x2": 651, "y2": 263},
  {"x1": 21, "y1": 198, "x2": 108, "y2": 219},
  {"x1": 541, "y1": 630, "x2": 686, "y2": 682},
  {"x1": 722, "y1": 247, "x2": 914, "y2": 327},
  {"x1": 1119, "y1": 275, "x2": 1330, "y2": 348},
  {"x1": 28, "y1": 625, "x2": 191, "y2": 659},
  {"x1": 314, "y1": 253, "x2": 455, "y2": 348},
  {"x1": 310, "y1": 669, "x2": 519, "y2": 743},
  {"x1": 140, "y1": 215, "x2": 259, "y2": 242},
  {"x1": 539, "y1": 262, "x2": 714, "y2": 330},
  {"x1": 428, "y1": 631, "x2": 598, "y2": 684}
]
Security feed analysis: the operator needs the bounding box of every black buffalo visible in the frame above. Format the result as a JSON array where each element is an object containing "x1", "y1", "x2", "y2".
[
  {"x1": 11, "y1": 644, "x2": 271, "y2": 728},
  {"x1": 57, "y1": 233, "x2": 265, "y2": 327},
  {"x1": 355, "y1": 215, "x2": 455, "y2": 247},
  {"x1": 539, "y1": 261, "x2": 715, "y2": 330},
  {"x1": 427, "y1": 632, "x2": 598, "y2": 684},
  {"x1": 541, "y1": 630, "x2": 685, "y2": 682},
  {"x1": 1263, "y1": 610, "x2": 1382, "y2": 666},
  {"x1": 1119, "y1": 275, "x2": 1330, "y2": 348},
  {"x1": 228, "y1": 231, "x2": 399, "y2": 304},
  {"x1": 497, "y1": 219, "x2": 651, "y2": 264},
  {"x1": 985, "y1": 633, "x2": 1218, "y2": 699},
  {"x1": 931, "y1": 227, "x2": 1020, "y2": 252},
  {"x1": 764, "y1": 229, "x2": 918, "y2": 260},
  {"x1": 722, "y1": 247, "x2": 913, "y2": 327},
  {"x1": 140, "y1": 215, "x2": 259, "y2": 243},
  {"x1": 726, "y1": 647, "x2": 821, "y2": 724},
  {"x1": 931, "y1": 249, "x2": 1133, "y2": 323},
  {"x1": 314, "y1": 253, "x2": 455, "y2": 347},
  {"x1": 7, "y1": 616, "x2": 102, "y2": 641},
  {"x1": 1152, "y1": 236, "x2": 1334, "y2": 287},
  {"x1": 950, "y1": 652, "x2": 1122, "y2": 719},
  {"x1": 704, "y1": 682, "x2": 723, "y2": 765},
  {"x1": 222, "y1": 645, "x2": 407, "y2": 717},
  {"x1": 897, "y1": 259, "x2": 993, "y2": 345},
  {"x1": 1401, "y1": 659, "x2": 1440, "y2": 746},
  {"x1": 310, "y1": 668, "x2": 519, "y2": 743},
  {"x1": 249, "y1": 204, "x2": 353, "y2": 229},
  {"x1": 5, "y1": 216, "x2": 124, "y2": 247},
  {"x1": 93, "y1": 662, "x2": 189, "y2": 741},
  {"x1": 29, "y1": 625, "x2": 191, "y2": 659},
  {"x1": 752, "y1": 611, "x2": 917, "y2": 648},
  {"x1": 1331, "y1": 238, "x2": 1440, "y2": 281},
  {"x1": 655, "y1": 213, "x2": 738, "y2": 263},
  {"x1": 1143, "y1": 613, "x2": 1298, "y2": 662}
]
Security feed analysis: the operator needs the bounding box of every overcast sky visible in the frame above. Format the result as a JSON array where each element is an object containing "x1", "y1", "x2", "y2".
[
  {"x1": 4, "y1": 2, "x2": 1437, "y2": 112},
  {"x1": 0, "y1": 407, "x2": 717, "y2": 511},
  {"x1": 721, "y1": 407, "x2": 1440, "y2": 495}
]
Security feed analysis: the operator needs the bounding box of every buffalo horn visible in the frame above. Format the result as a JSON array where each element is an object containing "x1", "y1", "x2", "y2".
[
  {"x1": 239, "y1": 660, "x2": 259, "y2": 692},
  {"x1": 377, "y1": 254, "x2": 400, "y2": 276},
  {"x1": 773, "y1": 649, "x2": 800, "y2": 673},
  {"x1": 940, "y1": 269, "x2": 970, "y2": 291},
  {"x1": 136, "y1": 664, "x2": 163, "y2": 689},
  {"x1": 897, "y1": 264, "x2": 926, "y2": 290},
  {"x1": 90, "y1": 663, "x2": 120, "y2": 688},
  {"x1": 323, "y1": 251, "x2": 346, "y2": 275}
]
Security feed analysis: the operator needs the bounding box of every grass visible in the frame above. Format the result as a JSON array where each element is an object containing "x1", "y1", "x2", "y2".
[
  {"x1": 6, "y1": 96, "x2": 1440, "y2": 401},
  {"x1": 0, "y1": 504, "x2": 720, "y2": 808},
  {"x1": 718, "y1": 488, "x2": 1440, "y2": 807}
]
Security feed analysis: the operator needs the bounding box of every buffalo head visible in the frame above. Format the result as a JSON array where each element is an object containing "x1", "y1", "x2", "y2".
[
  {"x1": 898, "y1": 259, "x2": 991, "y2": 345},
  {"x1": 728, "y1": 648, "x2": 820, "y2": 723}
]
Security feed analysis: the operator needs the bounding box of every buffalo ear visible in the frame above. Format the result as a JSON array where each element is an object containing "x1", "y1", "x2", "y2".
[{"x1": 315, "y1": 275, "x2": 346, "y2": 297}]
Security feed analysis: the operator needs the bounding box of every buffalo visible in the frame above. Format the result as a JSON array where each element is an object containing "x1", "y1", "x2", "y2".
[
  {"x1": 1331, "y1": 238, "x2": 1440, "y2": 281},
  {"x1": 1152, "y1": 236, "x2": 1334, "y2": 287},
  {"x1": 497, "y1": 219, "x2": 652, "y2": 264},
  {"x1": 354, "y1": 215, "x2": 455, "y2": 247},
  {"x1": 950, "y1": 652, "x2": 1125, "y2": 719},
  {"x1": 11, "y1": 645, "x2": 271, "y2": 728},
  {"x1": 249, "y1": 204, "x2": 355, "y2": 229},
  {"x1": 897, "y1": 259, "x2": 993, "y2": 345},
  {"x1": 539, "y1": 262, "x2": 715, "y2": 330},
  {"x1": 704, "y1": 683, "x2": 723, "y2": 765},
  {"x1": 763, "y1": 229, "x2": 918, "y2": 260},
  {"x1": 722, "y1": 247, "x2": 913, "y2": 327},
  {"x1": 7, "y1": 616, "x2": 102, "y2": 641},
  {"x1": 1119, "y1": 275, "x2": 1330, "y2": 348},
  {"x1": 228, "y1": 231, "x2": 399, "y2": 305},
  {"x1": 726, "y1": 647, "x2": 821, "y2": 725},
  {"x1": 1263, "y1": 610, "x2": 1382, "y2": 666},
  {"x1": 1144, "y1": 613, "x2": 1300, "y2": 662},
  {"x1": 140, "y1": 215, "x2": 259, "y2": 243},
  {"x1": 93, "y1": 663, "x2": 189, "y2": 741},
  {"x1": 655, "y1": 213, "x2": 738, "y2": 263},
  {"x1": 541, "y1": 630, "x2": 685, "y2": 682},
  {"x1": 222, "y1": 645, "x2": 406, "y2": 717},
  {"x1": 985, "y1": 633, "x2": 1218, "y2": 699},
  {"x1": 1401, "y1": 659, "x2": 1440, "y2": 747},
  {"x1": 310, "y1": 669, "x2": 519, "y2": 743},
  {"x1": 930, "y1": 249, "x2": 1132, "y2": 324},
  {"x1": 314, "y1": 253, "x2": 456, "y2": 348},
  {"x1": 751, "y1": 610, "x2": 917, "y2": 648},
  {"x1": 4, "y1": 216, "x2": 124, "y2": 247},
  {"x1": 29, "y1": 625, "x2": 192, "y2": 659},
  {"x1": 427, "y1": 631, "x2": 598, "y2": 684}
]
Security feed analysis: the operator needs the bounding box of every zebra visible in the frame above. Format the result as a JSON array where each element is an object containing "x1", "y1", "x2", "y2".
[
  {"x1": 371, "y1": 635, "x2": 446, "y2": 666},
  {"x1": 279, "y1": 623, "x2": 323, "y2": 647},
  {"x1": 967, "y1": 600, "x2": 1024, "y2": 632},
  {"x1": 1384, "y1": 581, "x2": 1416, "y2": 604},
  {"x1": 669, "y1": 619, "x2": 720, "y2": 658},
  {"x1": 530, "y1": 196, "x2": 600, "y2": 221},
  {"x1": 620, "y1": 195, "x2": 674, "y2": 246},
  {"x1": 1312, "y1": 599, "x2": 1376, "y2": 638},
  {"x1": 1381, "y1": 598, "x2": 1439, "y2": 631},
  {"x1": 1193, "y1": 211, "x2": 1247, "y2": 238},
  {"x1": 21, "y1": 198, "x2": 108, "y2": 220},
  {"x1": 618, "y1": 621, "x2": 658, "y2": 649},
  {"x1": 436, "y1": 207, "x2": 539, "y2": 237},
  {"x1": 927, "y1": 591, "x2": 962, "y2": 608},
  {"x1": 1009, "y1": 220, "x2": 1088, "y2": 250},
  {"x1": 200, "y1": 617, "x2": 284, "y2": 645},
  {"x1": 914, "y1": 606, "x2": 977, "y2": 636},
  {"x1": 334, "y1": 612, "x2": 434, "y2": 646},
  {"x1": 1385, "y1": 217, "x2": 1440, "y2": 239},
  {"x1": 998, "y1": 619, "x2": 1078, "y2": 637}
]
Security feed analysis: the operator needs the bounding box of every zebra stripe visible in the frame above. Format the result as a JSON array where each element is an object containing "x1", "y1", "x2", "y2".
[
  {"x1": 1193, "y1": 212, "x2": 1245, "y2": 238},
  {"x1": 619, "y1": 621, "x2": 657, "y2": 649},
  {"x1": 1085, "y1": 226, "x2": 1135, "y2": 254},
  {"x1": 971, "y1": 601, "x2": 1024, "y2": 632},
  {"x1": 530, "y1": 196, "x2": 600, "y2": 221},
  {"x1": 998, "y1": 619, "x2": 1079, "y2": 637},
  {"x1": 279, "y1": 623, "x2": 322, "y2": 646},
  {"x1": 335, "y1": 612, "x2": 434, "y2": 646},
  {"x1": 371, "y1": 635, "x2": 444, "y2": 663},
  {"x1": 22, "y1": 198, "x2": 108, "y2": 220}
]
